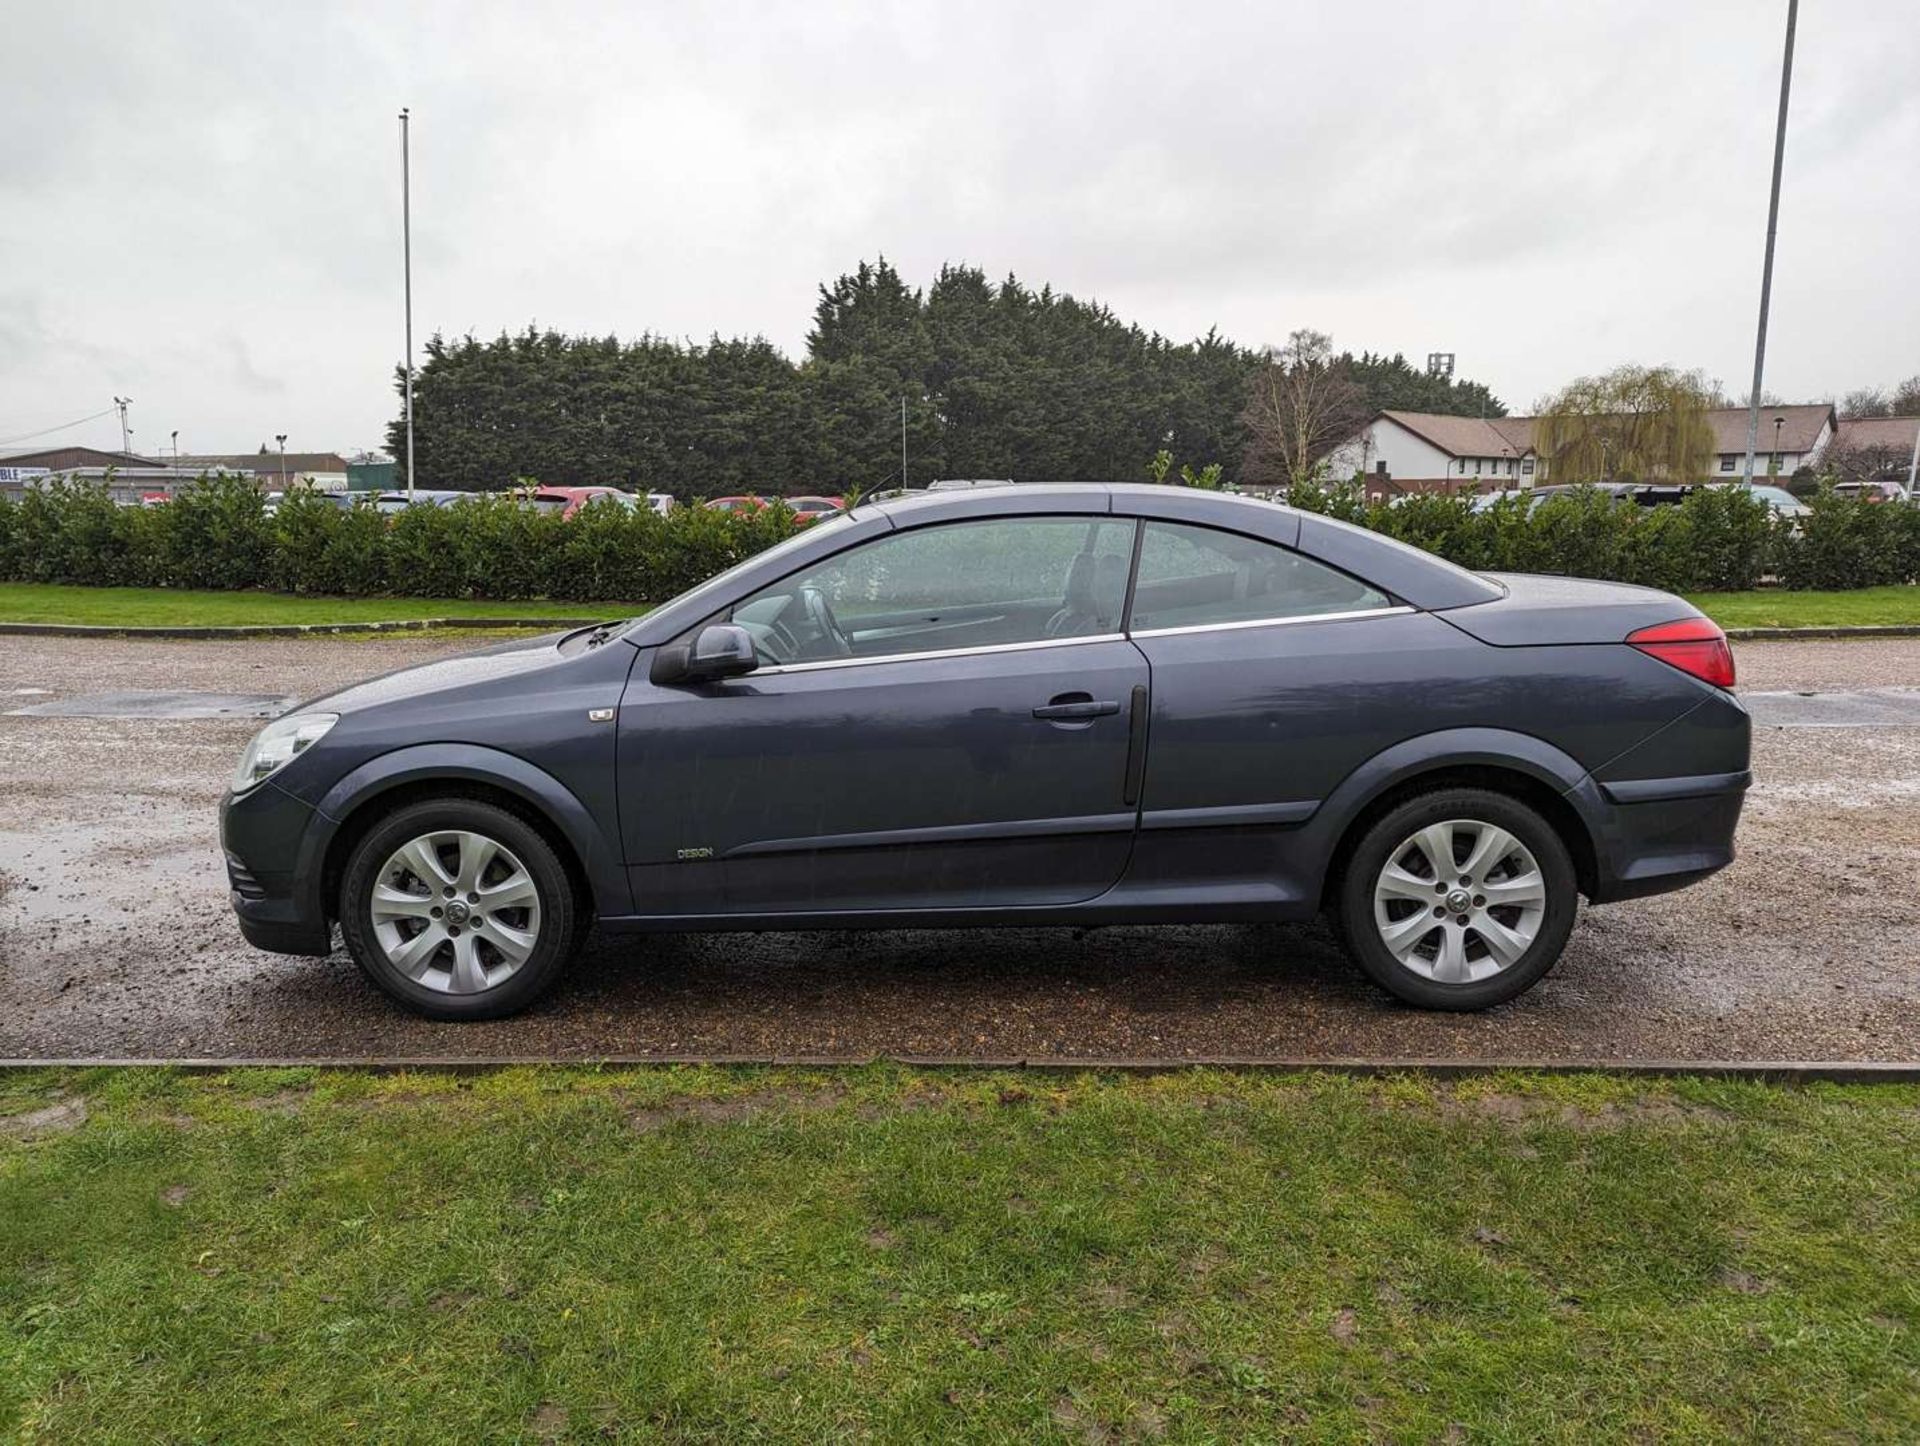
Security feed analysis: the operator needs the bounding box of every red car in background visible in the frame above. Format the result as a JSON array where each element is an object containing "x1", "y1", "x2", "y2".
[
  {"x1": 787, "y1": 494, "x2": 844, "y2": 524},
  {"x1": 522, "y1": 485, "x2": 641, "y2": 519},
  {"x1": 703, "y1": 494, "x2": 843, "y2": 525}
]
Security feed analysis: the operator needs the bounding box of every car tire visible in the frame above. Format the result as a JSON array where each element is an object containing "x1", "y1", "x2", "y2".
[
  {"x1": 339, "y1": 797, "x2": 578, "y2": 1021},
  {"x1": 1334, "y1": 787, "x2": 1577, "y2": 1011}
]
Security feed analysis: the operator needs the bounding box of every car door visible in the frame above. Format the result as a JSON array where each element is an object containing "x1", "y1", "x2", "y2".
[
  {"x1": 1120, "y1": 517, "x2": 1426, "y2": 902},
  {"x1": 617, "y1": 514, "x2": 1149, "y2": 917}
]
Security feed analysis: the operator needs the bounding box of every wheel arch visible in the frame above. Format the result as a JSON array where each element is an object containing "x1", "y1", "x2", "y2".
[
  {"x1": 299, "y1": 744, "x2": 629, "y2": 926},
  {"x1": 1310, "y1": 730, "x2": 1602, "y2": 907}
]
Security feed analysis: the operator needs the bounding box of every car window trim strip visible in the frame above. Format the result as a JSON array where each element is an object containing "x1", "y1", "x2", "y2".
[
  {"x1": 752, "y1": 632, "x2": 1129, "y2": 676},
  {"x1": 747, "y1": 605, "x2": 1418, "y2": 676},
  {"x1": 1127, "y1": 605, "x2": 1413, "y2": 641}
]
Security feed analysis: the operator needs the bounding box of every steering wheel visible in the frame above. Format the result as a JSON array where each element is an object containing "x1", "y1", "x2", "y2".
[{"x1": 799, "y1": 585, "x2": 853, "y2": 656}]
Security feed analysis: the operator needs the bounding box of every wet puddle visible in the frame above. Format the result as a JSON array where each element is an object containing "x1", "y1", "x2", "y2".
[
  {"x1": 6, "y1": 691, "x2": 295, "y2": 721},
  {"x1": 1744, "y1": 688, "x2": 1920, "y2": 728}
]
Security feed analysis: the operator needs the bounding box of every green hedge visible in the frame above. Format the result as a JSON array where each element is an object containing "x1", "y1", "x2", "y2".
[
  {"x1": 1289, "y1": 481, "x2": 1920, "y2": 594},
  {"x1": 1, "y1": 474, "x2": 1917, "y2": 601},
  {"x1": 0, "y1": 478, "x2": 802, "y2": 603}
]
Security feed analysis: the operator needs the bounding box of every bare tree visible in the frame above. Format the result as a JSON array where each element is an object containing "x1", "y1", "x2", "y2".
[
  {"x1": 1824, "y1": 438, "x2": 1914, "y2": 482},
  {"x1": 1840, "y1": 386, "x2": 1891, "y2": 419},
  {"x1": 1894, "y1": 374, "x2": 1920, "y2": 416},
  {"x1": 1238, "y1": 330, "x2": 1372, "y2": 490}
]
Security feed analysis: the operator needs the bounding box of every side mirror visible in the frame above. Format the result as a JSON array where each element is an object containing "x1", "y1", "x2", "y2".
[{"x1": 652, "y1": 623, "x2": 759, "y2": 685}]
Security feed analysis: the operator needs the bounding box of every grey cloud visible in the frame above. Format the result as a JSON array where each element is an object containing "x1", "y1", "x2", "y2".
[{"x1": 2, "y1": 0, "x2": 1915, "y2": 454}]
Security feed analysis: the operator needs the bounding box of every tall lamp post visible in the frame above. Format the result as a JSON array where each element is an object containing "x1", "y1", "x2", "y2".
[
  {"x1": 1770, "y1": 416, "x2": 1785, "y2": 477},
  {"x1": 1741, "y1": 0, "x2": 1799, "y2": 488},
  {"x1": 276, "y1": 433, "x2": 288, "y2": 489},
  {"x1": 400, "y1": 108, "x2": 416, "y2": 502}
]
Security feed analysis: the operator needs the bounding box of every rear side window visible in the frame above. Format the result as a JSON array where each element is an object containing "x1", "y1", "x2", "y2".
[{"x1": 1128, "y1": 521, "x2": 1390, "y2": 633}]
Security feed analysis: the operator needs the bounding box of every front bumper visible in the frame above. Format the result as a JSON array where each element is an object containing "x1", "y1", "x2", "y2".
[{"x1": 219, "y1": 781, "x2": 333, "y2": 956}]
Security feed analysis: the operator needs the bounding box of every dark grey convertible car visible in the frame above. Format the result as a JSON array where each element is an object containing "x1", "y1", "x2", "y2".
[{"x1": 221, "y1": 484, "x2": 1749, "y2": 1020}]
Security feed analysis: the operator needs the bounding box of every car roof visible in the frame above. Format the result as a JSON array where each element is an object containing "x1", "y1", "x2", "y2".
[{"x1": 629, "y1": 482, "x2": 1500, "y2": 648}]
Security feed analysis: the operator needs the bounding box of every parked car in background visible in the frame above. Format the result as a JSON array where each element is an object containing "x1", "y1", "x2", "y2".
[
  {"x1": 520, "y1": 485, "x2": 641, "y2": 519},
  {"x1": 1469, "y1": 483, "x2": 1694, "y2": 514},
  {"x1": 1833, "y1": 480, "x2": 1912, "y2": 505},
  {"x1": 264, "y1": 490, "x2": 359, "y2": 515},
  {"x1": 787, "y1": 494, "x2": 844, "y2": 525},
  {"x1": 1712, "y1": 482, "x2": 1808, "y2": 521},
  {"x1": 374, "y1": 489, "x2": 475, "y2": 512},
  {"x1": 222, "y1": 484, "x2": 1749, "y2": 1022},
  {"x1": 643, "y1": 493, "x2": 674, "y2": 517},
  {"x1": 703, "y1": 495, "x2": 769, "y2": 514}
]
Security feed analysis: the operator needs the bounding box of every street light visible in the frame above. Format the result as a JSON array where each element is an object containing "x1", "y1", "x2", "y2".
[
  {"x1": 1770, "y1": 416, "x2": 1785, "y2": 477},
  {"x1": 170, "y1": 429, "x2": 179, "y2": 463},
  {"x1": 275, "y1": 433, "x2": 288, "y2": 489},
  {"x1": 1741, "y1": 0, "x2": 1799, "y2": 486}
]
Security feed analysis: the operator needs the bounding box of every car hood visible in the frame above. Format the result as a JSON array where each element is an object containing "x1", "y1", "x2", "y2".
[{"x1": 298, "y1": 629, "x2": 578, "y2": 717}]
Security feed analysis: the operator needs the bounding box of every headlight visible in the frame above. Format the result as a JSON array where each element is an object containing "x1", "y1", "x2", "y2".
[{"x1": 230, "y1": 712, "x2": 338, "y2": 794}]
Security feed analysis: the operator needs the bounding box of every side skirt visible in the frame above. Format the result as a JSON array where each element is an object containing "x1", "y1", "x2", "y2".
[{"x1": 594, "y1": 878, "x2": 1321, "y2": 935}]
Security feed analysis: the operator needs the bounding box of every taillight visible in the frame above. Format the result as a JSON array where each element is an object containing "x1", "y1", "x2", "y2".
[{"x1": 1627, "y1": 617, "x2": 1735, "y2": 688}]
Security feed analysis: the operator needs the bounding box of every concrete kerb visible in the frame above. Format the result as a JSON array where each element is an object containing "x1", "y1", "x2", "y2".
[{"x1": 1, "y1": 1055, "x2": 1916, "y2": 1082}]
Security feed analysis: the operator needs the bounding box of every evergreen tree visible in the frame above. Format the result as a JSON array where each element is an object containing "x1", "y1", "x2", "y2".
[{"x1": 386, "y1": 262, "x2": 1503, "y2": 494}]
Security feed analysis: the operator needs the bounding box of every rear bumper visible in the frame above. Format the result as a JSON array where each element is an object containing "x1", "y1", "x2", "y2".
[
  {"x1": 219, "y1": 783, "x2": 334, "y2": 957},
  {"x1": 1585, "y1": 769, "x2": 1749, "y2": 904}
]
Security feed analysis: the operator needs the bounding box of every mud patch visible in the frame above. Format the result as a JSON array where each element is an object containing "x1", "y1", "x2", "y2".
[
  {"x1": 1, "y1": 1096, "x2": 88, "y2": 1141},
  {"x1": 1422, "y1": 1090, "x2": 1734, "y2": 1130},
  {"x1": 624, "y1": 1085, "x2": 846, "y2": 1133}
]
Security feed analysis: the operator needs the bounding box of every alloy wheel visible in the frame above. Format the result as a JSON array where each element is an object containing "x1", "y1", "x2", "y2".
[
  {"x1": 1370, "y1": 818, "x2": 1547, "y2": 985},
  {"x1": 368, "y1": 829, "x2": 542, "y2": 996}
]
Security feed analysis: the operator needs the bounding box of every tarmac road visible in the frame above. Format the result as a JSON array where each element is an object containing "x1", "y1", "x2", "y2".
[{"x1": 1, "y1": 632, "x2": 1916, "y2": 1064}]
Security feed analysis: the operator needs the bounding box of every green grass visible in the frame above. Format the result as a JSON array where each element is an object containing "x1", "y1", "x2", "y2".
[
  {"x1": 1687, "y1": 585, "x2": 1920, "y2": 630},
  {"x1": 0, "y1": 583, "x2": 640, "y2": 628},
  {"x1": 3, "y1": 579, "x2": 1918, "y2": 633},
  {"x1": 2, "y1": 1068, "x2": 1915, "y2": 1442}
]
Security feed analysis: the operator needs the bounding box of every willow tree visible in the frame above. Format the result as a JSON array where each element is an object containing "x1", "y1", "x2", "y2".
[{"x1": 1534, "y1": 365, "x2": 1718, "y2": 484}]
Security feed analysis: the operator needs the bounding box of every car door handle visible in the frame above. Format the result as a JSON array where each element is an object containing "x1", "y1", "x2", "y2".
[{"x1": 1033, "y1": 696, "x2": 1120, "y2": 721}]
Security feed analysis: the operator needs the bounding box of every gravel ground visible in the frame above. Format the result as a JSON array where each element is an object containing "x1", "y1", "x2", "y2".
[{"x1": 1, "y1": 633, "x2": 1915, "y2": 1063}]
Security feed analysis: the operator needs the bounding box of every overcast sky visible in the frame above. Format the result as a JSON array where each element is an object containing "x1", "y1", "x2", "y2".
[{"x1": 3, "y1": 0, "x2": 1915, "y2": 459}]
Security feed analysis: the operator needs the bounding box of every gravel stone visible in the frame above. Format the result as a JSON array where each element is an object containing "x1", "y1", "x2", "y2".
[{"x1": 2, "y1": 633, "x2": 1916, "y2": 1063}]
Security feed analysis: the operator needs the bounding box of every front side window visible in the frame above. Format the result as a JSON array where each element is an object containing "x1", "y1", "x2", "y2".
[
  {"x1": 1129, "y1": 521, "x2": 1390, "y2": 633},
  {"x1": 732, "y1": 516, "x2": 1135, "y2": 666}
]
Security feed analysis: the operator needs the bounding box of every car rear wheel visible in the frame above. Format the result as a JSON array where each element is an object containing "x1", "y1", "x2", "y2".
[
  {"x1": 339, "y1": 798, "x2": 577, "y2": 1020},
  {"x1": 1335, "y1": 788, "x2": 1576, "y2": 1010}
]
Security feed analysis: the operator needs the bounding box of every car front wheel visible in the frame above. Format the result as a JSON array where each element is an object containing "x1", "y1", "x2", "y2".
[
  {"x1": 1336, "y1": 788, "x2": 1577, "y2": 1010},
  {"x1": 339, "y1": 797, "x2": 578, "y2": 1020}
]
